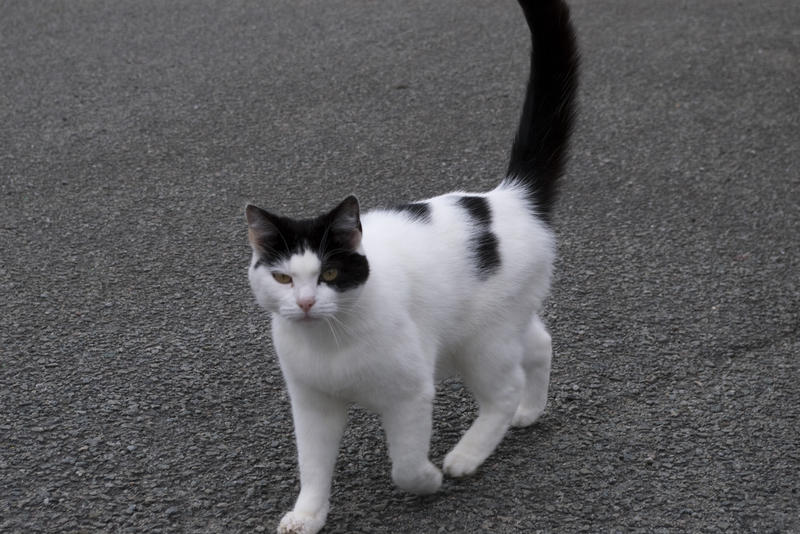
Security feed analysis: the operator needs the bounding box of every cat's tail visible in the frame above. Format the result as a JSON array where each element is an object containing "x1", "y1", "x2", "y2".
[{"x1": 504, "y1": 0, "x2": 579, "y2": 224}]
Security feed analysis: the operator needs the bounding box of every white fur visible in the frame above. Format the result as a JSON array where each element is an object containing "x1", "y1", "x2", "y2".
[{"x1": 250, "y1": 183, "x2": 555, "y2": 534}]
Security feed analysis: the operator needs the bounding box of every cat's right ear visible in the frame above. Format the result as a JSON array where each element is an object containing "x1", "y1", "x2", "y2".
[{"x1": 245, "y1": 204, "x2": 279, "y2": 254}]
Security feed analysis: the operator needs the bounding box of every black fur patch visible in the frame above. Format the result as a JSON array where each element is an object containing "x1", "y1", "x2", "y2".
[
  {"x1": 248, "y1": 205, "x2": 369, "y2": 292},
  {"x1": 457, "y1": 196, "x2": 501, "y2": 278},
  {"x1": 458, "y1": 196, "x2": 491, "y2": 225},
  {"x1": 392, "y1": 202, "x2": 432, "y2": 223}
]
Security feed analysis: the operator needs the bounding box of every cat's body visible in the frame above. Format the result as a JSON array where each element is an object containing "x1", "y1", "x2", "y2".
[
  {"x1": 246, "y1": 1, "x2": 578, "y2": 533},
  {"x1": 271, "y1": 187, "x2": 554, "y2": 402}
]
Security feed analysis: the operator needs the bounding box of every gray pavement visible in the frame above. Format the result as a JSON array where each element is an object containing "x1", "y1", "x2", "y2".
[{"x1": 1, "y1": 1, "x2": 798, "y2": 532}]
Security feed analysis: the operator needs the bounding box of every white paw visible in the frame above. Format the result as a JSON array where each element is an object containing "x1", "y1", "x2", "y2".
[
  {"x1": 443, "y1": 449, "x2": 482, "y2": 478},
  {"x1": 277, "y1": 510, "x2": 325, "y2": 534},
  {"x1": 392, "y1": 461, "x2": 442, "y2": 495},
  {"x1": 511, "y1": 406, "x2": 544, "y2": 428}
]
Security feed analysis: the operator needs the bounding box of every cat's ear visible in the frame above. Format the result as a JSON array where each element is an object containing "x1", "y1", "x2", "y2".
[
  {"x1": 245, "y1": 204, "x2": 280, "y2": 253},
  {"x1": 328, "y1": 195, "x2": 363, "y2": 249}
]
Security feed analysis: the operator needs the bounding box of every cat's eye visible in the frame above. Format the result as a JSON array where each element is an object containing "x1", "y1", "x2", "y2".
[
  {"x1": 272, "y1": 272, "x2": 292, "y2": 284},
  {"x1": 321, "y1": 268, "x2": 338, "y2": 282}
]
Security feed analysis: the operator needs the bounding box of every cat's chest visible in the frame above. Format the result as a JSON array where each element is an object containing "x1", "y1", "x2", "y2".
[{"x1": 271, "y1": 316, "x2": 429, "y2": 408}]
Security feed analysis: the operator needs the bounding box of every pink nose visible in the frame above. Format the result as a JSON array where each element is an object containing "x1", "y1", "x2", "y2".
[{"x1": 297, "y1": 297, "x2": 315, "y2": 313}]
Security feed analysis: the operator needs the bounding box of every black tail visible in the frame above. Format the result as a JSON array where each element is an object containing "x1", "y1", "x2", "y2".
[{"x1": 505, "y1": 0, "x2": 579, "y2": 223}]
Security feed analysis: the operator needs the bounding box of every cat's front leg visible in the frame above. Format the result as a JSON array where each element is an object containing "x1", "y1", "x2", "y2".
[
  {"x1": 278, "y1": 384, "x2": 347, "y2": 534},
  {"x1": 380, "y1": 388, "x2": 442, "y2": 495}
]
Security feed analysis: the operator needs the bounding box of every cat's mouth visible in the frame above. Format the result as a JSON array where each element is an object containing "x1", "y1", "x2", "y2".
[
  {"x1": 287, "y1": 311, "x2": 324, "y2": 323},
  {"x1": 278, "y1": 305, "x2": 335, "y2": 322}
]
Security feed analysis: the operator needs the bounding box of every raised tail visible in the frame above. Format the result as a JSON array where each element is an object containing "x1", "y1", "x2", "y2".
[{"x1": 505, "y1": 0, "x2": 579, "y2": 223}]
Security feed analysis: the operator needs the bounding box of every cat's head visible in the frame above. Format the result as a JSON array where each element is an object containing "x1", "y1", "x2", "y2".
[{"x1": 245, "y1": 195, "x2": 369, "y2": 322}]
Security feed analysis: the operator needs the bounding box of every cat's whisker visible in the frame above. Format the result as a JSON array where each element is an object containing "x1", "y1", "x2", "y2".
[
  {"x1": 326, "y1": 314, "x2": 358, "y2": 341},
  {"x1": 319, "y1": 247, "x2": 352, "y2": 264},
  {"x1": 328, "y1": 313, "x2": 387, "y2": 352},
  {"x1": 323, "y1": 317, "x2": 342, "y2": 349}
]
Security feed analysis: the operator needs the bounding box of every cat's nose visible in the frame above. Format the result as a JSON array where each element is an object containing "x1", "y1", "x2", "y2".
[{"x1": 297, "y1": 297, "x2": 315, "y2": 313}]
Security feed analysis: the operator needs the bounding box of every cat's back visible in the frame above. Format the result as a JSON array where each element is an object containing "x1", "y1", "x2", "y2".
[{"x1": 359, "y1": 183, "x2": 554, "y2": 335}]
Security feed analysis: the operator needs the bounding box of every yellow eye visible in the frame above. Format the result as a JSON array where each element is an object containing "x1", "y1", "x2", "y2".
[
  {"x1": 272, "y1": 272, "x2": 292, "y2": 284},
  {"x1": 321, "y1": 268, "x2": 338, "y2": 282}
]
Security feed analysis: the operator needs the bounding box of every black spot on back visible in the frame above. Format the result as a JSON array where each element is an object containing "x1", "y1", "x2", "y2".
[
  {"x1": 392, "y1": 202, "x2": 432, "y2": 223},
  {"x1": 458, "y1": 196, "x2": 491, "y2": 225},
  {"x1": 457, "y1": 195, "x2": 501, "y2": 279},
  {"x1": 472, "y1": 232, "x2": 501, "y2": 276}
]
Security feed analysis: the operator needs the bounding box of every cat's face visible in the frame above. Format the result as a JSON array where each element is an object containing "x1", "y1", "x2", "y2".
[{"x1": 245, "y1": 196, "x2": 369, "y2": 322}]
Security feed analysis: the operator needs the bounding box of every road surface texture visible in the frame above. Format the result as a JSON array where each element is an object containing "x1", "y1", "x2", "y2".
[{"x1": 2, "y1": 1, "x2": 798, "y2": 532}]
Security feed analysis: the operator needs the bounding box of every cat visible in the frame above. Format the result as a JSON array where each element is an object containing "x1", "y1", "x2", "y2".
[{"x1": 245, "y1": 0, "x2": 578, "y2": 532}]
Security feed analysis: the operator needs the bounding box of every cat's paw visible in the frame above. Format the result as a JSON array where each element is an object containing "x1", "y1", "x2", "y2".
[
  {"x1": 392, "y1": 461, "x2": 442, "y2": 495},
  {"x1": 442, "y1": 449, "x2": 482, "y2": 478},
  {"x1": 277, "y1": 510, "x2": 326, "y2": 534},
  {"x1": 511, "y1": 406, "x2": 544, "y2": 428}
]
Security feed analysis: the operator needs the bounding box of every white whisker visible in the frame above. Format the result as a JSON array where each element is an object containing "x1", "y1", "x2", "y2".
[{"x1": 323, "y1": 317, "x2": 342, "y2": 349}]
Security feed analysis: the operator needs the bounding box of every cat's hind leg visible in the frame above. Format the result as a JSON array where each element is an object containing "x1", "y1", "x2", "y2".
[
  {"x1": 511, "y1": 314, "x2": 552, "y2": 428},
  {"x1": 381, "y1": 384, "x2": 443, "y2": 495},
  {"x1": 443, "y1": 336, "x2": 524, "y2": 478}
]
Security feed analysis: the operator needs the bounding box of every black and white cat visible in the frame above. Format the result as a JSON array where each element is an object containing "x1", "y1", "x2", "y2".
[{"x1": 245, "y1": 1, "x2": 578, "y2": 532}]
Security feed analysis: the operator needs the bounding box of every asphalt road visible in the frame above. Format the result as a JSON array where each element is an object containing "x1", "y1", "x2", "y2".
[{"x1": 2, "y1": 1, "x2": 798, "y2": 532}]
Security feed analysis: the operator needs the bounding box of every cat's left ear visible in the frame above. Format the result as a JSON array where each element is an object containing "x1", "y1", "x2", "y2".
[{"x1": 328, "y1": 195, "x2": 363, "y2": 250}]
